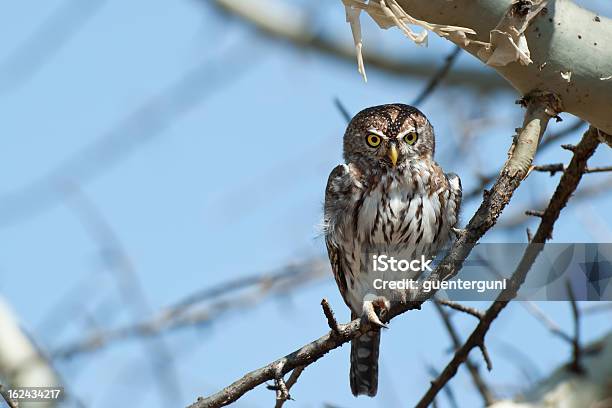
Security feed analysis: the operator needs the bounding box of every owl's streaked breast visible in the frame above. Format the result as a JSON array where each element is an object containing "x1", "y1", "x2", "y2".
[
  {"x1": 336, "y1": 164, "x2": 456, "y2": 311},
  {"x1": 354, "y1": 164, "x2": 444, "y2": 249}
]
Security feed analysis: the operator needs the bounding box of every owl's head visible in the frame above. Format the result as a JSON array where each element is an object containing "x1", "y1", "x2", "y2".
[{"x1": 343, "y1": 104, "x2": 435, "y2": 170}]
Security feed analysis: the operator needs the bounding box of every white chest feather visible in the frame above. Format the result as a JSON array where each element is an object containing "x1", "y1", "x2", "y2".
[{"x1": 355, "y1": 170, "x2": 442, "y2": 248}]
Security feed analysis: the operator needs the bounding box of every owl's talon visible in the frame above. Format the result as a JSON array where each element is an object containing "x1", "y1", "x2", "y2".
[{"x1": 362, "y1": 297, "x2": 390, "y2": 329}]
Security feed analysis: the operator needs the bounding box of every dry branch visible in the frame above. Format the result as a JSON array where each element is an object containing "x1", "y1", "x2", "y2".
[
  {"x1": 433, "y1": 302, "x2": 495, "y2": 406},
  {"x1": 435, "y1": 299, "x2": 484, "y2": 320},
  {"x1": 273, "y1": 366, "x2": 305, "y2": 408},
  {"x1": 532, "y1": 163, "x2": 612, "y2": 175},
  {"x1": 499, "y1": 175, "x2": 612, "y2": 229},
  {"x1": 414, "y1": 126, "x2": 602, "y2": 408},
  {"x1": 464, "y1": 119, "x2": 585, "y2": 201},
  {"x1": 187, "y1": 92, "x2": 560, "y2": 408}
]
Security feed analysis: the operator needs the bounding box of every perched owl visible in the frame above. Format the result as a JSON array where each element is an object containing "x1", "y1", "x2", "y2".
[{"x1": 323, "y1": 104, "x2": 462, "y2": 397}]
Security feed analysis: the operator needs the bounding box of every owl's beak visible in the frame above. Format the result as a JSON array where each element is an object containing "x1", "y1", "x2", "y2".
[{"x1": 388, "y1": 145, "x2": 398, "y2": 167}]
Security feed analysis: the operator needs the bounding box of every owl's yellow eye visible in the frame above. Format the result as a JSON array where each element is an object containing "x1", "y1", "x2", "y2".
[
  {"x1": 403, "y1": 131, "x2": 418, "y2": 145},
  {"x1": 366, "y1": 134, "x2": 382, "y2": 147}
]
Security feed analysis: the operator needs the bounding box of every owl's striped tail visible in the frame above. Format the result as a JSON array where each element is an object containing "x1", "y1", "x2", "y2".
[{"x1": 350, "y1": 326, "x2": 380, "y2": 397}]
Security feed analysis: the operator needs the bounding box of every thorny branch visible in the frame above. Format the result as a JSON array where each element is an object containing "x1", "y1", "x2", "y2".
[
  {"x1": 187, "y1": 93, "x2": 562, "y2": 408},
  {"x1": 414, "y1": 126, "x2": 603, "y2": 408}
]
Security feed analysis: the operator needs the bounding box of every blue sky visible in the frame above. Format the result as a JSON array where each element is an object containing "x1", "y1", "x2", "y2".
[{"x1": 1, "y1": 1, "x2": 611, "y2": 407}]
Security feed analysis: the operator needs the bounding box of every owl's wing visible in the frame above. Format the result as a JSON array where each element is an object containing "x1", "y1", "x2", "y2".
[
  {"x1": 445, "y1": 171, "x2": 463, "y2": 220},
  {"x1": 324, "y1": 164, "x2": 354, "y2": 299}
]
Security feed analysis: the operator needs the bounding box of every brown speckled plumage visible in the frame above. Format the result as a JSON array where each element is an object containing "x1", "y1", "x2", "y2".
[{"x1": 323, "y1": 104, "x2": 462, "y2": 397}]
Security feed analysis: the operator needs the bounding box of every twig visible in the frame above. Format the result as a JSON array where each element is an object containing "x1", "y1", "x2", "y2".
[
  {"x1": 274, "y1": 366, "x2": 305, "y2": 408},
  {"x1": 522, "y1": 301, "x2": 573, "y2": 344},
  {"x1": 333, "y1": 97, "x2": 352, "y2": 123},
  {"x1": 566, "y1": 280, "x2": 584, "y2": 374},
  {"x1": 464, "y1": 119, "x2": 585, "y2": 201},
  {"x1": 478, "y1": 343, "x2": 493, "y2": 371},
  {"x1": 581, "y1": 303, "x2": 612, "y2": 315},
  {"x1": 532, "y1": 163, "x2": 565, "y2": 175},
  {"x1": 412, "y1": 45, "x2": 462, "y2": 106},
  {"x1": 272, "y1": 362, "x2": 290, "y2": 404},
  {"x1": 499, "y1": 175, "x2": 612, "y2": 229},
  {"x1": 585, "y1": 166, "x2": 612, "y2": 173},
  {"x1": 321, "y1": 299, "x2": 340, "y2": 334},
  {"x1": 532, "y1": 163, "x2": 612, "y2": 175},
  {"x1": 561, "y1": 143, "x2": 576, "y2": 152},
  {"x1": 526, "y1": 227, "x2": 533, "y2": 242},
  {"x1": 187, "y1": 91, "x2": 561, "y2": 408},
  {"x1": 433, "y1": 303, "x2": 495, "y2": 406},
  {"x1": 414, "y1": 126, "x2": 602, "y2": 408},
  {"x1": 435, "y1": 299, "x2": 484, "y2": 320},
  {"x1": 426, "y1": 365, "x2": 459, "y2": 408},
  {"x1": 525, "y1": 210, "x2": 544, "y2": 218},
  {"x1": 0, "y1": 383, "x2": 18, "y2": 408}
]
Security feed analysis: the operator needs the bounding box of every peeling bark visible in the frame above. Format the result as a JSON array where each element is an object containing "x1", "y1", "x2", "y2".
[{"x1": 345, "y1": 0, "x2": 612, "y2": 134}]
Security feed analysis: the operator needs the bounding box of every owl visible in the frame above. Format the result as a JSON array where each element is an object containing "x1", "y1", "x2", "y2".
[{"x1": 323, "y1": 104, "x2": 462, "y2": 397}]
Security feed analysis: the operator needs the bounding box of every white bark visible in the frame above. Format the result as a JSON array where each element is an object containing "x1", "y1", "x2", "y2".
[
  {"x1": 213, "y1": 0, "x2": 508, "y2": 89},
  {"x1": 345, "y1": 0, "x2": 612, "y2": 134},
  {"x1": 0, "y1": 298, "x2": 60, "y2": 407},
  {"x1": 490, "y1": 332, "x2": 612, "y2": 408}
]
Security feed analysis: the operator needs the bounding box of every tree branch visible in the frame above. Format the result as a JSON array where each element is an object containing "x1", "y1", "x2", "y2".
[
  {"x1": 566, "y1": 280, "x2": 584, "y2": 374},
  {"x1": 414, "y1": 126, "x2": 602, "y2": 408},
  {"x1": 464, "y1": 119, "x2": 585, "y2": 202},
  {"x1": 435, "y1": 299, "x2": 484, "y2": 320},
  {"x1": 433, "y1": 302, "x2": 495, "y2": 406},
  {"x1": 187, "y1": 91, "x2": 560, "y2": 408}
]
